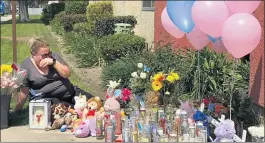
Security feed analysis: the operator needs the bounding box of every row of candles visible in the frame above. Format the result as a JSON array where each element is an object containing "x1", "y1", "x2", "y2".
[{"x1": 96, "y1": 104, "x2": 208, "y2": 142}]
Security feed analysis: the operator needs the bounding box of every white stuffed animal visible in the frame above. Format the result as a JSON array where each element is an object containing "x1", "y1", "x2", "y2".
[{"x1": 74, "y1": 94, "x2": 87, "y2": 120}]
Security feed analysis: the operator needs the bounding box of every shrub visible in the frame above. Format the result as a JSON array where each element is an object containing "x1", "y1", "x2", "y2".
[
  {"x1": 93, "y1": 15, "x2": 137, "y2": 37},
  {"x1": 97, "y1": 34, "x2": 146, "y2": 63},
  {"x1": 73, "y1": 22, "x2": 93, "y2": 34},
  {"x1": 40, "y1": 3, "x2": 65, "y2": 25},
  {"x1": 65, "y1": 0, "x2": 88, "y2": 14},
  {"x1": 86, "y1": 2, "x2": 113, "y2": 24},
  {"x1": 100, "y1": 54, "x2": 147, "y2": 88},
  {"x1": 50, "y1": 11, "x2": 67, "y2": 35},
  {"x1": 64, "y1": 32, "x2": 100, "y2": 67},
  {"x1": 60, "y1": 14, "x2": 87, "y2": 32}
]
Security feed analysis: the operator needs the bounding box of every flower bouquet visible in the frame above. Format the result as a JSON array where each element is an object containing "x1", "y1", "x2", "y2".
[
  {"x1": 248, "y1": 125, "x2": 264, "y2": 142},
  {"x1": 150, "y1": 71, "x2": 180, "y2": 106},
  {"x1": 128, "y1": 63, "x2": 151, "y2": 109},
  {"x1": 1, "y1": 63, "x2": 27, "y2": 95}
]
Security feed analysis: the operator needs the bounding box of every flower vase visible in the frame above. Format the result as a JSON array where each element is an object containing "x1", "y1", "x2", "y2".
[{"x1": 1, "y1": 94, "x2": 11, "y2": 129}]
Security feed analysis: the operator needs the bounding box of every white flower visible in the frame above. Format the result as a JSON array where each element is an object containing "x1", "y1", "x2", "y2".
[
  {"x1": 248, "y1": 126, "x2": 265, "y2": 138},
  {"x1": 140, "y1": 72, "x2": 147, "y2": 79},
  {"x1": 131, "y1": 72, "x2": 138, "y2": 78},
  {"x1": 107, "y1": 79, "x2": 121, "y2": 89},
  {"x1": 165, "y1": 91, "x2": 170, "y2": 95},
  {"x1": 137, "y1": 63, "x2": 143, "y2": 68}
]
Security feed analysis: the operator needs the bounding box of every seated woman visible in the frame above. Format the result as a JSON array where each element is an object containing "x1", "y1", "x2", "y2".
[{"x1": 15, "y1": 37, "x2": 93, "y2": 111}]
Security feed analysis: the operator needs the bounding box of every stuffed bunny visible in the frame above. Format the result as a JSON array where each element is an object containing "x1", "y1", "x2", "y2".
[
  {"x1": 74, "y1": 94, "x2": 87, "y2": 120},
  {"x1": 214, "y1": 119, "x2": 235, "y2": 142},
  {"x1": 179, "y1": 100, "x2": 194, "y2": 119}
]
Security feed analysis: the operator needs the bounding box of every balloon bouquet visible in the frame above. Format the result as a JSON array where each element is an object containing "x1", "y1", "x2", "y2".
[{"x1": 162, "y1": 0, "x2": 261, "y2": 57}]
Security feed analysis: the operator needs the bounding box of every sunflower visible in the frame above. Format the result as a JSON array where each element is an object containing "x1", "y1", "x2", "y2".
[
  {"x1": 169, "y1": 72, "x2": 179, "y2": 81},
  {"x1": 152, "y1": 80, "x2": 162, "y2": 91},
  {"x1": 166, "y1": 75, "x2": 175, "y2": 83},
  {"x1": 1, "y1": 64, "x2": 12, "y2": 76},
  {"x1": 152, "y1": 72, "x2": 165, "y2": 82}
]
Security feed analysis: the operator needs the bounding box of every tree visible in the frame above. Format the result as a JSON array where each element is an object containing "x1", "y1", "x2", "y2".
[{"x1": 18, "y1": 0, "x2": 29, "y2": 22}]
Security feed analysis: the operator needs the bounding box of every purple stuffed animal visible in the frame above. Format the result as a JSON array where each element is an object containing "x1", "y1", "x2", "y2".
[
  {"x1": 214, "y1": 119, "x2": 236, "y2": 142},
  {"x1": 74, "y1": 117, "x2": 97, "y2": 138}
]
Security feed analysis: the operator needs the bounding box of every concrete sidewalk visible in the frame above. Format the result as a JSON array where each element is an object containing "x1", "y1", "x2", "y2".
[
  {"x1": 0, "y1": 15, "x2": 13, "y2": 23},
  {"x1": 1, "y1": 125, "x2": 104, "y2": 142}
]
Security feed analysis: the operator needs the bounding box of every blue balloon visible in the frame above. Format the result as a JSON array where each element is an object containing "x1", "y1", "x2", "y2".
[
  {"x1": 166, "y1": 0, "x2": 195, "y2": 33},
  {"x1": 207, "y1": 35, "x2": 222, "y2": 43}
]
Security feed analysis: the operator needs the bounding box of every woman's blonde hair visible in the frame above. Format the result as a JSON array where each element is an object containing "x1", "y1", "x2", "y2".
[{"x1": 27, "y1": 37, "x2": 49, "y2": 54}]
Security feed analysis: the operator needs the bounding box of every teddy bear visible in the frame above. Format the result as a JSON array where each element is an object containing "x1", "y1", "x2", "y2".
[
  {"x1": 82, "y1": 96, "x2": 104, "y2": 120},
  {"x1": 74, "y1": 93, "x2": 87, "y2": 120}
]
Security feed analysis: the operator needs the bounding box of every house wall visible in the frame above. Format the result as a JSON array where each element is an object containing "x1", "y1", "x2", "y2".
[
  {"x1": 89, "y1": 1, "x2": 155, "y2": 47},
  {"x1": 154, "y1": 1, "x2": 264, "y2": 108}
]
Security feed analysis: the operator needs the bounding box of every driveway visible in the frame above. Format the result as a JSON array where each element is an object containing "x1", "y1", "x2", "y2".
[{"x1": 1, "y1": 125, "x2": 104, "y2": 142}]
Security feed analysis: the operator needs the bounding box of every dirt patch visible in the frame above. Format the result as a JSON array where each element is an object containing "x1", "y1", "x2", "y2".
[{"x1": 46, "y1": 26, "x2": 105, "y2": 99}]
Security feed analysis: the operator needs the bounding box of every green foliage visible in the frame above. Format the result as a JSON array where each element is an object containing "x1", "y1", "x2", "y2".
[
  {"x1": 73, "y1": 22, "x2": 92, "y2": 33},
  {"x1": 98, "y1": 34, "x2": 146, "y2": 63},
  {"x1": 60, "y1": 14, "x2": 87, "y2": 32},
  {"x1": 40, "y1": 3, "x2": 65, "y2": 25},
  {"x1": 63, "y1": 32, "x2": 100, "y2": 68},
  {"x1": 93, "y1": 16, "x2": 137, "y2": 37},
  {"x1": 86, "y1": 2, "x2": 113, "y2": 24},
  {"x1": 65, "y1": 0, "x2": 88, "y2": 14},
  {"x1": 100, "y1": 54, "x2": 147, "y2": 89},
  {"x1": 50, "y1": 11, "x2": 66, "y2": 35}
]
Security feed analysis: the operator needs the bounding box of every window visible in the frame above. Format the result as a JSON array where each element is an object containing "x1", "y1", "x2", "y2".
[{"x1": 142, "y1": 0, "x2": 154, "y2": 11}]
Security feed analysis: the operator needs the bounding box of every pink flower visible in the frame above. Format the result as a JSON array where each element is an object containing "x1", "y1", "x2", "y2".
[{"x1": 121, "y1": 88, "x2": 131, "y2": 102}]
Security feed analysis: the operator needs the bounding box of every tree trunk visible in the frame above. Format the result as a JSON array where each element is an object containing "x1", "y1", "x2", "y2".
[{"x1": 18, "y1": 0, "x2": 29, "y2": 22}]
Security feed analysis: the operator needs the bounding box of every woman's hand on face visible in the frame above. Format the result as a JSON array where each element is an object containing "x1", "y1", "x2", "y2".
[{"x1": 40, "y1": 58, "x2": 53, "y2": 67}]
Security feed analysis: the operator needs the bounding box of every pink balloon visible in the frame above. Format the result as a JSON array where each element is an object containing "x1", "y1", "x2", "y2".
[
  {"x1": 222, "y1": 13, "x2": 261, "y2": 58},
  {"x1": 161, "y1": 7, "x2": 185, "y2": 39},
  {"x1": 186, "y1": 26, "x2": 209, "y2": 50},
  {"x1": 225, "y1": 1, "x2": 260, "y2": 14},
  {"x1": 212, "y1": 39, "x2": 227, "y2": 53},
  {"x1": 192, "y1": 1, "x2": 230, "y2": 38}
]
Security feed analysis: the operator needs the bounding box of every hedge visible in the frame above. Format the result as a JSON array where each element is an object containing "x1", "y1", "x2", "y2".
[
  {"x1": 97, "y1": 34, "x2": 146, "y2": 63},
  {"x1": 40, "y1": 3, "x2": 65, "y2": 25},
  {"x1": 65, "y1": 0, "x2": 88, "y2": 14},
  {"x1": 86, "y1": 1, "x2": 113, "y2": 24},
  {"x1": 93, "y1": 15, "x2": 137, "y2": 37}
]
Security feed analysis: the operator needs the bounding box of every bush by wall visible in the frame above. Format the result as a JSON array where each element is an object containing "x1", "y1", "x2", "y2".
[
  {"x1": 97, "y1": 34, "x2": 146, "y2": 63},
  {"x1": 65, "y1": 0, "x2": 88, "y2": 14},
  {"x1": 40, "y1": 3, "x2": 65, "y2": 25},
  {"x1": 86, "y1": 1, "x2": 113, "y2": 24},
  {"x1": 93, "y1": 15, "x2": 137, "y2": 37},
  {"x1": 73, "y1": 22, "x2": 93, "y2": 34}
]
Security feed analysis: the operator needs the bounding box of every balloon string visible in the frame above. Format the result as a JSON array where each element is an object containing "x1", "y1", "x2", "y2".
[
  {"x1": 230, "y1": 58, "x2": 237, "y2": 120},
  {"x1": 197, "y1": 50, "x2": 200, "y2": 101}
]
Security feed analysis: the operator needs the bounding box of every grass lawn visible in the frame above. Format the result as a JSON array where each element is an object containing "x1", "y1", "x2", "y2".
[{"x1": 1, "y1": 15, "x2": 90, "y2": 126}]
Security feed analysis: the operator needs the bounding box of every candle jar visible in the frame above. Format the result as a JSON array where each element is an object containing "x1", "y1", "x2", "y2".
[
  {"x1": 189, "y1": 122, "x2": 196, "y2": 142},
  {"x1": 165, "y1": 104, "x2": 174, "y2": 121}
]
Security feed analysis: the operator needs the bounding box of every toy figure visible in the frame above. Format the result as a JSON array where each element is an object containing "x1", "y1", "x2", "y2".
[
  {"x1": 74, "y1": 94, "x2": 87, "y2": 120},
  {"x1": 74, "y1": 117, "x2": 97, "y2": 137},
  {"x1": 214, "y1": 119, "x2": 235, "y2": 142},
  {"x1": 33, "y1": 109, "x2": 44, "y2": 127},
  {"x1": 83, "y1": 96, "x2": 104, "y2": 120}
]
